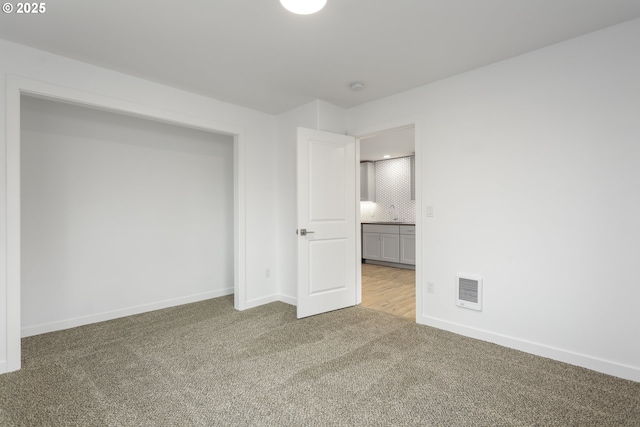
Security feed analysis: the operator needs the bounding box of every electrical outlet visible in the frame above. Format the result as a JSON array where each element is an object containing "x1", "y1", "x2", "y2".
[
  {"x1": 265, "y1": 268, "x2": 270, "y2": 278},
  {"x1": 427, "y1": 281, "x2": 435, "y2": 294}
]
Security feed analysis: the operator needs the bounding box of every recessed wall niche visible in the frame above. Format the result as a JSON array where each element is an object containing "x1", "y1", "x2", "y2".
[{"x1": 20, "y1": 95, "x2": 234, "y2": 336}]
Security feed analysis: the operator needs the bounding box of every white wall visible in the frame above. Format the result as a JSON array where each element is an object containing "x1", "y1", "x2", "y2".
[
  {"x1": 20, "y1": 96, "x2": 234, "y2": 335},
  {"x1": 0, "y1": 40, "x2": 278, "y2": 371},
  {"x1": 275, "y1": 100, "x2": 346, "y2": 302},
  {"x1": 347, "y1": 18, "x2": 640, "y2": 381}
]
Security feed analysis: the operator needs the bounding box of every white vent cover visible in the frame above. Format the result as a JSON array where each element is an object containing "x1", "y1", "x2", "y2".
[{"x1": 456, "y1": 274, "x2": 483, "y2": 311}]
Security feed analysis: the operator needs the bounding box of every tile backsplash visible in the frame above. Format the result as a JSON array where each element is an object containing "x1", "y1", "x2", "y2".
[{"x1": 360, "y1": 156, "x2": 415, "y2": 223}]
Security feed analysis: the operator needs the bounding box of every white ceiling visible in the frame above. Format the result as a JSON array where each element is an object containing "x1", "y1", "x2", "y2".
[
  {"x1": 2, "y1": 1, "x2": 640, "y2": 114},
  {"x1": 360, "y1": 127, "x2": 415, "y2": 162}
]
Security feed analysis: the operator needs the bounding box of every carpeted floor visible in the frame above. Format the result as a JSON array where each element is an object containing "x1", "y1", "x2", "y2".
[{"x1": 1, "y1": 296, "x2": 639, "y2": 426}]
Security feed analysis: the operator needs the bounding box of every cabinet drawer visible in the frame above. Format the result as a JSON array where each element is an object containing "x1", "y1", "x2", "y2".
[
  {"x1": 400, "y1": 225, "x2": 415, "y2": 235},
  {"x1": 363, "y1": 224, "x2": 400, "y2": 234}
]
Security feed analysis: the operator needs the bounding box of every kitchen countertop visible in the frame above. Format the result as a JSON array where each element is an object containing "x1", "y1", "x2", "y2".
[{"x1": 362, "y1": 222, "x2": 415, "y2": 225}]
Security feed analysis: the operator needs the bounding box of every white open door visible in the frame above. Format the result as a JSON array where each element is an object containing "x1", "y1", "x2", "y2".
[{"x1": 297, "y1": 127, "x2": 357, "y2": 318}]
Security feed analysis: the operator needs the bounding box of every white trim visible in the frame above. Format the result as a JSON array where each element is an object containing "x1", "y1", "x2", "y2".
[
  {"x1": 245, "y1": 294, "x2": 297, "y2": 309},
  {"x1": 421, "y1": 314, "x2": 640, "y2": 383},
  {"x1": 6, "y1": 76, "x2": 21, "y2": 373},
  {"x1": 21, "y1": 289, "x2": 234, "y2": 338},
  {"x1": 355, "y1": 137, "x2": 362, "y2": 305},
  {"x1": 278, "y1": 294, "x2": 297, "y2": 306},
  {"x1": 245, "y1": 294, "x2": 281, "y2": 309},
  {"x1": 351, "y1": 115, "x2": 423, "y2": 323},
  {"x1": 4, "y1": 75, "x2": 248, "y2": 373},
  {"x1": 234, "y1": 132, "x2": 247, "y2": 310}
]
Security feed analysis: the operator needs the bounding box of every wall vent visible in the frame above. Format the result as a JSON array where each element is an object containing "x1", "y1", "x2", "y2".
[{"x1": 456, "y1": 274, "x2": 482, "y2": 311}]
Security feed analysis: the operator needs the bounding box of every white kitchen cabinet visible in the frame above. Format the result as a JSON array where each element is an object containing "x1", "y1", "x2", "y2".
[
  {"x1": 362, "y1": 224, "x2": 411, "y2": 265},
  {"x1": 362, "y1": 227, "x2": 399, "y2": 263},
  {"x1": 380, "y1": 233, "x2": 400, "y2": 263},
  {"x1": 399, "y1": 224, "x2": 416, "y2": 265},
  {"x1": 362, "y1": 224, "x2": 397, "y2": 262},
  {"x1": 400, "y1": 235, "x2": 416, "y2": 265},
  {"x1": 362, "y1": 232, "x2": 381, "y2": 260},
  {"x1": 360, "y1": 162, "x2": 375, "y2": 202}
]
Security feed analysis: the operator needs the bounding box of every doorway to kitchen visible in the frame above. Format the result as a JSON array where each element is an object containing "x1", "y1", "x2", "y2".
[{"x1": 358, "y1": 126, "x2": 416, "y2": 321}]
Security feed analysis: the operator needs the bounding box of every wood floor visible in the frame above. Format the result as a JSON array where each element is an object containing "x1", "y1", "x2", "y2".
[{"x1": 361, "y1": 263, "x2": 416, "y2": 321}]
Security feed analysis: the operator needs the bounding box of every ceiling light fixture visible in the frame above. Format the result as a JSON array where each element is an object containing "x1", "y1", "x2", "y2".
[
  {"x1": 349, "y1": 81, "x2": 365, "y2": 91},
  {"x1": 280, "y1": 0, "x2": 327, "y2": 15},
  {"x1": 383, "y1": 155, "x2": 391, "y2": 159}
]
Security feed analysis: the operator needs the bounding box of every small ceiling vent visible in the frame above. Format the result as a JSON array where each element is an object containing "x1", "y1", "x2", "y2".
[{"x1": 456, "y1": 274, "x2": 482, "y2": 311}]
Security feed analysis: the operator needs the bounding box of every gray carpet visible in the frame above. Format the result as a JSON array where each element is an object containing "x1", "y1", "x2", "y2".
[{"x1": 1, "y1": 296, "x2": 639, "y2": 426}]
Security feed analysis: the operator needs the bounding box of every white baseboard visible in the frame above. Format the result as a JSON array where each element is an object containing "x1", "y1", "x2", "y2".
[
  {"x1": 420, "y1": 314, "x2": 640, "y2": 383},
  {"x1": 244, "y1": 294, "x2": 281, "y2": 309},
  {"x1": 278, "y1": 294, "x2": 297, "y2": 306},
  {"x1": 243, "y1": 294, "x2": 296, "y2": 310},
  {"x1": 21, "y1": 288, "x2": 234, "y2": 338}
]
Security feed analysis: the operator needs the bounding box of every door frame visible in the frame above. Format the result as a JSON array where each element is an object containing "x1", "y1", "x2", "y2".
[
  {"x1": 4, "y1": 76, "x2": 248, "y2": 373},
  {"x1": 352, "y1": 116, "x2": 422, "y2": 321}
]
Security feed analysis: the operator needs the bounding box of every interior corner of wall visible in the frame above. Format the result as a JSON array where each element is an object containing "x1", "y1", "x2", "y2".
[
  {"x1": 278, "y1": 294, "x2": 297, "y2": 307},
  {"x1": 317, "y1": 100, "x2": 347, "y2": 134}
]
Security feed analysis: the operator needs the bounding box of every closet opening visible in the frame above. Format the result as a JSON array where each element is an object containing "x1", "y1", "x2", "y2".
[
  {"x1": 20, "y1": 95, "x2": 235, "y2": 337},
  {"x1": 5, "y1": 76, "x2": 247, "y2": 373}
]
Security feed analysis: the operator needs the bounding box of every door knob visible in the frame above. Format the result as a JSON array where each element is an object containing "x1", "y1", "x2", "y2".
[{"x1": 298, "y1": 229, "x2": 315, "y2": 236}]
